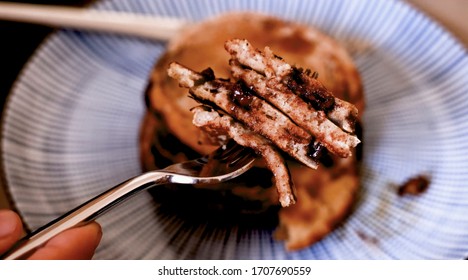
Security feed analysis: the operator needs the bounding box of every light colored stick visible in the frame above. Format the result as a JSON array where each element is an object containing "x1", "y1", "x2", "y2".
[{"x1": 0, "y1": 2, "x2": 187, "y2": 40}]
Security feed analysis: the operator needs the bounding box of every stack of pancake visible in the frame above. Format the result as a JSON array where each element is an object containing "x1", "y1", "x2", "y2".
[{"x1": 140, "y1": 12, "x2": 364, "y2": 250}]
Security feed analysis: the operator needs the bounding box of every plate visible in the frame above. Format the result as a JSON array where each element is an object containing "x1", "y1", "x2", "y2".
[{"x1": 2, "y1": 0, "x2": 468, "y2": 259}]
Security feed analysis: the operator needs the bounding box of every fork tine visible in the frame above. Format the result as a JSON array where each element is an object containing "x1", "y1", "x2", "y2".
[
  {"x1": 212, "y1": 140, "x2": 245, "y2": 161},
  {"x1": 227, "y1": 147, "x2": 256, "y2": 167},
  {"x1": 193, "y1": 140, "x2": 255, "y2": 179}
]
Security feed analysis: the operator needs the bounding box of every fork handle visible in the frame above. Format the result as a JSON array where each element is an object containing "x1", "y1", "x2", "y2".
[
  {"x1": 1, "y1": 171, "x2": 170, "y2": 260},
  {"x1": 0, "y1": 2, "x2": 186, "y2": 40}
]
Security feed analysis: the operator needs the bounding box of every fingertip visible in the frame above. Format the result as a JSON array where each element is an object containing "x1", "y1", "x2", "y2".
[
  {"x1": 29, "y1": 222, "x2": 102, "y2": 260},
  {"x1": 0, "y1": 209, "x2": 23, "y2": 253},
  {"x1": 88, "y1": 221, "x2": 103, "y2": 247}
]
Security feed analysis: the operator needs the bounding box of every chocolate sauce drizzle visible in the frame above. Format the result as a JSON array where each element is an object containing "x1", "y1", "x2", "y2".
[
  {"x1": 230, "y1": 81, "x2": 255, "y2": 109},
  {"x1": 307, "y1": 140, "x2": 334, "y2": 167},
  {"x1": 284, "y1": 67, "x2": 335, "y2": 111}
]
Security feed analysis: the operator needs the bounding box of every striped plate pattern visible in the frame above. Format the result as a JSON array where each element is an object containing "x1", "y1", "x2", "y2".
[{"x1": 2, "y1": 0, "x2": 468, "y2": 259}]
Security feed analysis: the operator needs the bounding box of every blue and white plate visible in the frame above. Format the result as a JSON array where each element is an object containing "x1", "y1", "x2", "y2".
[{"x1": 2, "y1": 0, "x2": 468, "y2": 259}]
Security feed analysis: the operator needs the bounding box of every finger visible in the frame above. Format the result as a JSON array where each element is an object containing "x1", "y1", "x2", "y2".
[
  {"x1": 29, "y1": 222, "x2": 102, "y2": 260},
  {"x1": 0, "y1": 209, "x2": 23, "y2": 253}
]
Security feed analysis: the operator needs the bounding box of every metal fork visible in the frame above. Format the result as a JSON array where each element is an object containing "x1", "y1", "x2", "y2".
[{"x1": 1, "y1": 141, "x2": 256, "y2": 260}]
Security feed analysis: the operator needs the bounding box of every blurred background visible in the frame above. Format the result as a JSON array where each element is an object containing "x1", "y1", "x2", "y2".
[{"x1": 0, "y1": 0, "x2": 467, "y2": 210}]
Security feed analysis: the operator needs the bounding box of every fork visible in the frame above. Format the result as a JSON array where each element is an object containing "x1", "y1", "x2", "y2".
[{"x1": 1, "y1": 141, "x2": 256, "y2": 260}]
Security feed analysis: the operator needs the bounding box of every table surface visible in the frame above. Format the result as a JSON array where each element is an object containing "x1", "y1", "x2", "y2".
[{"x1": 0, "y1": 0, "x2": 467, "y2": 210}]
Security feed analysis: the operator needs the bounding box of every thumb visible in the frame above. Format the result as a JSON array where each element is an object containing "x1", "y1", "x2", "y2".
[
  {"x1": 28, "y1": 222, "x2": 102, "y2": 260},
  {"x1": 0, "y1": 210, "x2": 23, "y2": 254}
]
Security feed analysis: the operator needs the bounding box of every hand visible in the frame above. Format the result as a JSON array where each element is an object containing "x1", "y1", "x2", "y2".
[{"x1": 0, "y1": 209, "x2": 102, "y2": 260}]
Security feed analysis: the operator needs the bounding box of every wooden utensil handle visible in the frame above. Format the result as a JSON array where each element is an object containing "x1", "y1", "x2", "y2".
[{"x1": 0, "y1": 2, "x2": 186, "y2": 40}]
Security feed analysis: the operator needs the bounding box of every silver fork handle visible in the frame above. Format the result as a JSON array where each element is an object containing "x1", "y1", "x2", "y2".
[{"x1": 1, "y1": 171, "x2": 171, "y2": 260}]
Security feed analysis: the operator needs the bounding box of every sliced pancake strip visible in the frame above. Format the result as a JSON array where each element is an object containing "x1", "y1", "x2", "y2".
[
  {"x1": 225, "y1": 39, "x2": 358, "y2": 133},
  {"x1": 168, "y1": 62, "x2": 319, "y2": 170},
  {"x1": 230, "y1": 60, "x2": 359, "y2": 157},
  {"x1": 191, "y1": 106, "x2": 296, "y2": 207}
]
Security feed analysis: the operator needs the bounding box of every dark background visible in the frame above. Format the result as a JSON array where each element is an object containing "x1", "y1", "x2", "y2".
[{"x1": 0, "y1": 0, "x2": 93, "y2": 109}]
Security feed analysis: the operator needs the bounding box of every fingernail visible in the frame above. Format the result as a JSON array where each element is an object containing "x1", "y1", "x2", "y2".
[{"x1": 0, "y1": 210, "x2": 18, "y2": 238}]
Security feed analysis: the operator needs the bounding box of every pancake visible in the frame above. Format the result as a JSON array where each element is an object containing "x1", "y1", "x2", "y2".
[
  {"x1": 190, "y1": 106, "x2": 296, "y2": 207},
  {"x1": 141, "y1": 11, "x2": 365, "y2": 250}
]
